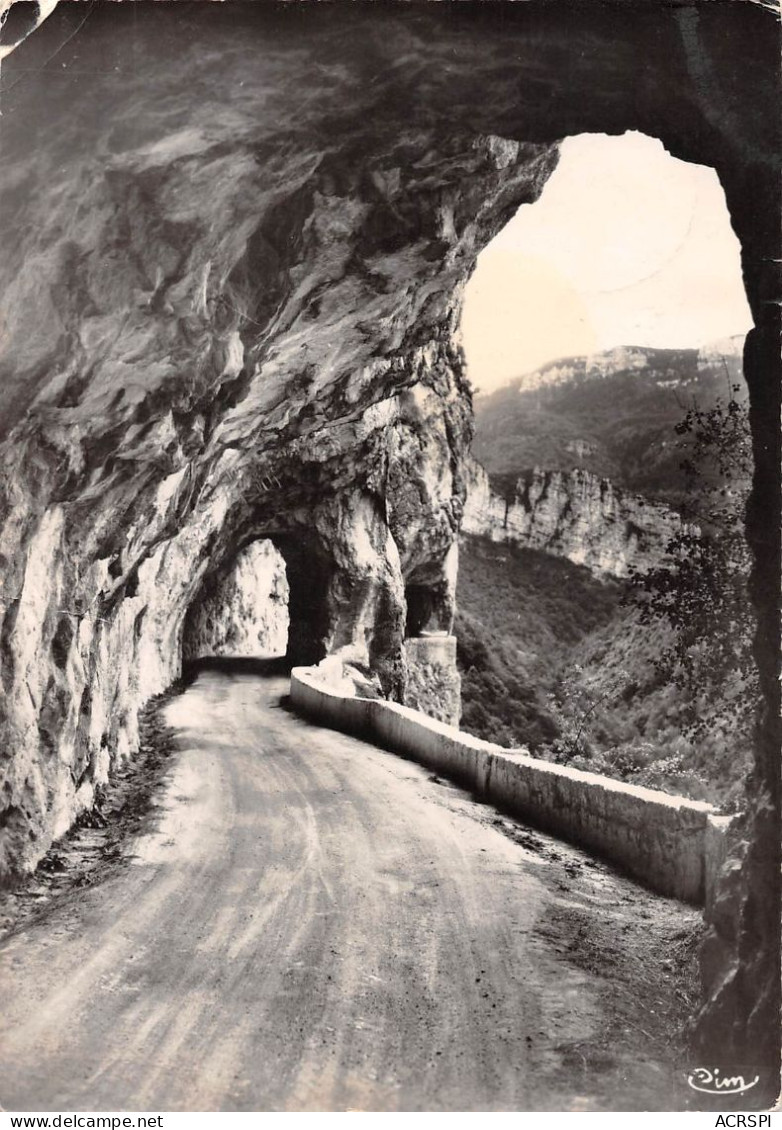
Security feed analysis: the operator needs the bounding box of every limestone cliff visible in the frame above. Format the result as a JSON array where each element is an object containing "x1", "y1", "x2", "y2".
[
  {"x1": 463, "y1": 461, "x2": 686, "y2": 579},
  {"x1": 470, "y1": 339, "x2": 749, "y2": 501}
]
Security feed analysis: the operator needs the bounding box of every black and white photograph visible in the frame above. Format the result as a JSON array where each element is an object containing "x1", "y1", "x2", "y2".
[{"x1": 0, "y1": 0, "x2": 779, "y2": 1115}]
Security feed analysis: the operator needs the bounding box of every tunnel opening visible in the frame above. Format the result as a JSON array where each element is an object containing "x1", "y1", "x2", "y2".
[
  {"x1": 404, "y1": 582, "x2": 449, "y2": 638},
  {"x1": 456, "y1": 130, "x2": 756, "y2": 813},
  {"x1": 182, "y1": 538, "x2": 291, "y2": 667},
  {"x1": 182, "y1": 530, "x2": 336, "y2": 673},
  {"x1": 271, "y1": 533, "x2": 333, "y2": 668}
]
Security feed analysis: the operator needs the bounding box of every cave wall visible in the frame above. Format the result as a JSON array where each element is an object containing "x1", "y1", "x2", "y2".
[
  {"x1": 0, "y1": 0, "x2": 778, "y2": 1090},
  {"x1": 182, "y1": 539, "x2": 289, "y2": 661}
]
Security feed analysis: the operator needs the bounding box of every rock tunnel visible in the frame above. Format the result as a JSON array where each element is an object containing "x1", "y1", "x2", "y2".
[
  {"x1": 182, "y1": 539, "x2": 291, "y2": 664},
  {"x1": 0, "y1": 0, "x2": 778, "y2": 1089},
  {"x1": 181, "y1": 530, "x2": 342, "y2": 671}
]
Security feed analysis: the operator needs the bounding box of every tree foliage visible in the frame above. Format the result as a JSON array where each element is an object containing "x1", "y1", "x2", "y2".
[{"x1": 624, "y1": 384, "x2": 757, "y2": 739}]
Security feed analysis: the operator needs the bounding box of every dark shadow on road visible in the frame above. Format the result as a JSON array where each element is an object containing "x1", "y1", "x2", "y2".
[{"x1": 182, "y1": 656, "x2": 292, "y2": 683}]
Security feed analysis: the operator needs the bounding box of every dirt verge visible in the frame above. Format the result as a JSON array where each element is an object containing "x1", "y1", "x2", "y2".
[
  {"x1": 0, "y1": 683, "x2": 183, "y2": 941},
  {"x1": 482, "y1": 810, "x2": 704, "y2": 1110}
]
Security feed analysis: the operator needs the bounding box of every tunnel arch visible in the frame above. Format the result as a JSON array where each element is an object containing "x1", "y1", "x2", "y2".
[
  {"x1": 182, "y1": 538, "x2": 290, "y2": 664},
  {"x1": 455, "y1": 128, "x2": 756, "y2": 759},
  {"x1": 450, "y1": 131, "x2": 776, "y2": 1087},
  {"x1": 459, "y1": 130, "x2": 753, "y2": 392},
  {"x1": 182, "y1": 527, "x2": 335, "y2": 671}
]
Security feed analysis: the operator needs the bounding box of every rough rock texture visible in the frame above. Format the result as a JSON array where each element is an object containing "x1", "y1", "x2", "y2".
[
  {"x1": 463, "y1": 461, "x2": 686, "y2": 579},
  {"x1": 183, "y1": 540, "x2": 289, "y2": 661},
  {"x1": 0, "y1": 1, "x2": 778, "y2": 1087},
  {"x1": 0, "y1": 6, "x2": 562, "y2": 879},
  {"x1": 403, "y1": 636, "x2": 461, "y2": 727}
]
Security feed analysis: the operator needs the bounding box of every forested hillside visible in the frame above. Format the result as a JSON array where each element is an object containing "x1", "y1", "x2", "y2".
[
  {"x1": 457, "y1": 535, "x2": 752, "y2": 808},
  {"x1": 472, "y1": 338, "x2": 745, "y2": 506},
  {"x1": 458, "y1": 337, "x2": 753, "y2": 809},
  {"x1": 455, "y1": 536, "x2": 620, "y2": 749}
]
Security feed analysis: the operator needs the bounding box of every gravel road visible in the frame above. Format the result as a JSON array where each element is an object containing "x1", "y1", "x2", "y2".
[{"x1": 0, "y1": 669, "x2": 697, "y2": 1112}]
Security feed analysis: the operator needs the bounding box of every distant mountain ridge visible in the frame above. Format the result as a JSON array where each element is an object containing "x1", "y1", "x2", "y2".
[
  {"x1": 457, "y1": 335, "x2": 750, "y2": 799},
  {"x1": 489, "y1": 336, "x2": 744, "y2": 395},
  {"x1": 471, "y1": 336, "x2": 746, "y2": 506}
]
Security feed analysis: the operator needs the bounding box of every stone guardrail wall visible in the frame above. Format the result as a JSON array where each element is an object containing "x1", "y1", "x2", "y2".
[{"x1": 290, "y1": 666, "x2": 732, "y2": 907}]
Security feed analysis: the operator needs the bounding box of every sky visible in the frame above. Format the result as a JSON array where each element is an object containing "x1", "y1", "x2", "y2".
[{"x1": 459, "y1": 132, "x2": 753, "y2": 393}]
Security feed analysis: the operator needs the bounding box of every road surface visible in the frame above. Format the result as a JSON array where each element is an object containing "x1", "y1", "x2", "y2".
[{"x1": 0, "y1": 669, "x2": 693, "y2": 1111}]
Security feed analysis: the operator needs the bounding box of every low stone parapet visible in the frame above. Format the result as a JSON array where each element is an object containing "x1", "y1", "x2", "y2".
[{"x1": 290, "y1": 665, "x2": 732, "y2": 905}]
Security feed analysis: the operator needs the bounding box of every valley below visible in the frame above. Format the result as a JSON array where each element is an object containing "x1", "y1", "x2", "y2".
[{"x1": 457, "y1": 339, "x2": 755, "y2": 810}]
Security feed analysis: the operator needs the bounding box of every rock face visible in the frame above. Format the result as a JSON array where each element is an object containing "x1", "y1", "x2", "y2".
[
  {"x1": 463, "y1": 461, "x2": 686, "y2": 578},
  {"x1": 403, "y1": 636, "x2": 461, "y2": 728},
  {"x1": 183, "y1": 540, "x2": 289, "y2": 661},
  {"x1": 0, "y1": 1, "x2": 778, "y2": 1088},
  {"x1": 0, "y1": 6, "x2": 561, "y2": 879}
]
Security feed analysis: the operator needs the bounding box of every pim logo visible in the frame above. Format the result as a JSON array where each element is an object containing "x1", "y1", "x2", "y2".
[{"x1": 687, "y1": 1067, "x2": 760, "y2": 1095}]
